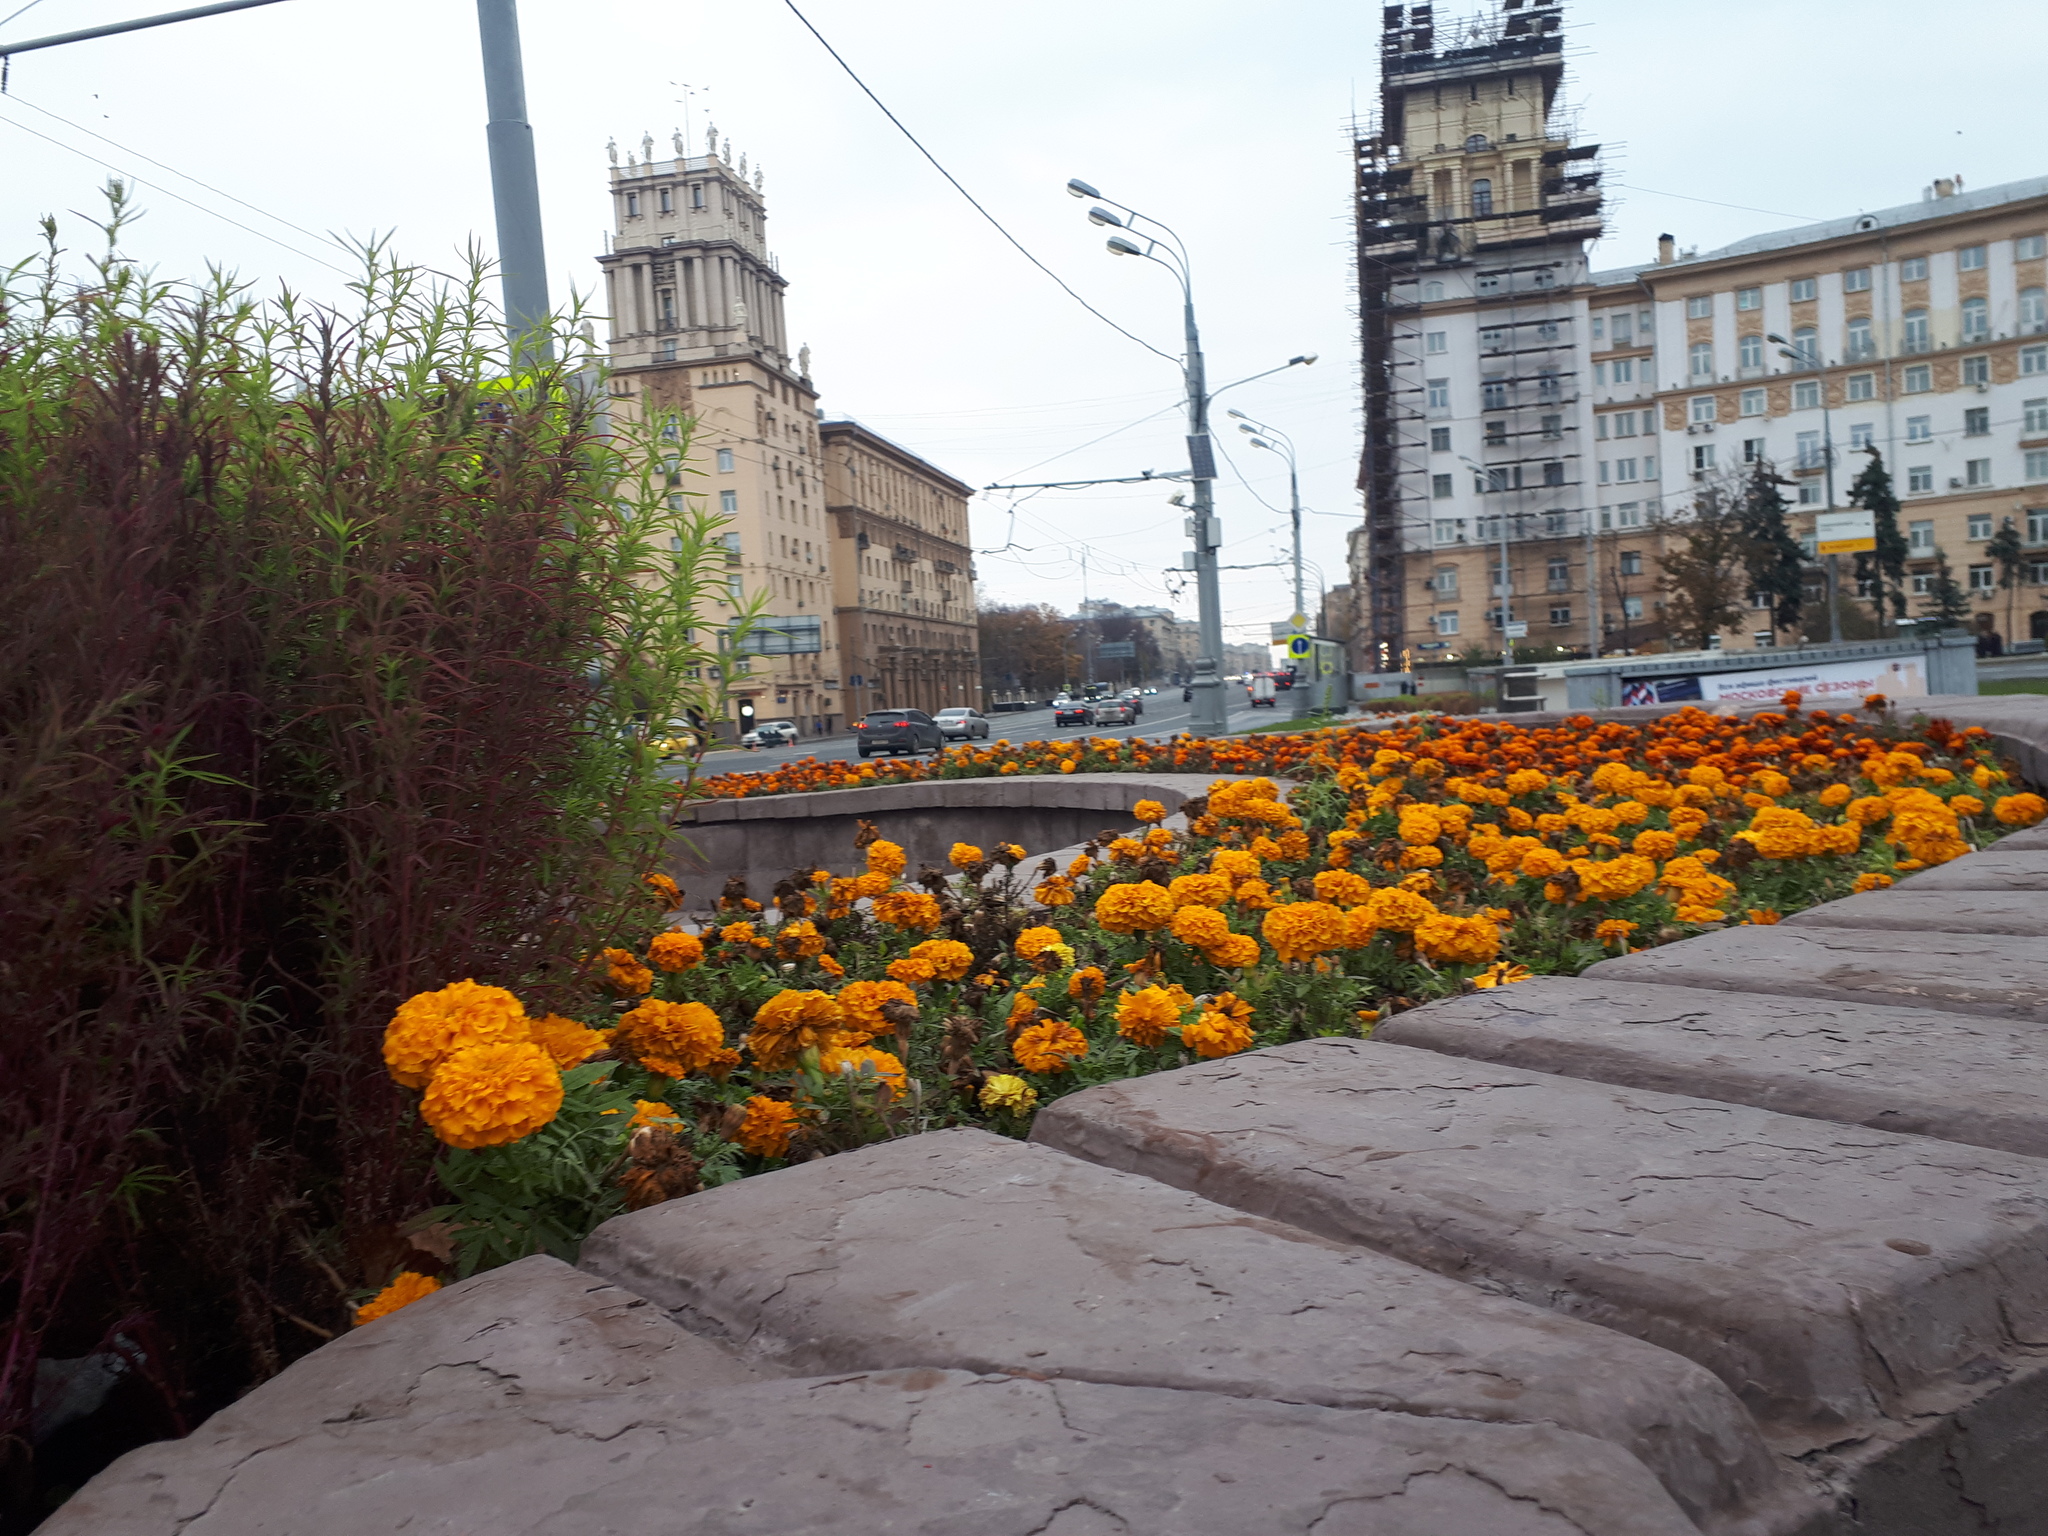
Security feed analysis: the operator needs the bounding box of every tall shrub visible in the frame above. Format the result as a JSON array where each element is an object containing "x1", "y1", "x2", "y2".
[{"x1": 0, "y1": 201, "x2": 731, "y2": 1516}]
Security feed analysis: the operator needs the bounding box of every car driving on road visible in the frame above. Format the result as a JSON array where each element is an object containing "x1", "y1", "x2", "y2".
[
  {"x1": 935, "y1": 707, "x2": 991, "y2": 741},
  {"x1": 854, "y1": 709, "x2": 944, "y2": 757},
  {"x1": 1053, "y1": 699, "x2": 1096, "y2": 727},
  {"x1": 1092, "y1": 698, "x2": 1136, "y2": 726}
]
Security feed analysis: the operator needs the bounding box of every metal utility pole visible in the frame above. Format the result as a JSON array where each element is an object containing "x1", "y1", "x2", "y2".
[
  {"x1": 1770, "y1": 333, "x2": 1840, "y2": 642},
  {"x1": 1181, "y1": 296, "x2": 1228, "y2": 733},
  {"x1": 1232, "y1": 414, "x2": 1305, "y2": 625},
  {"x1": 476, "y1": 0, "x2": 551, "y2": 360}
]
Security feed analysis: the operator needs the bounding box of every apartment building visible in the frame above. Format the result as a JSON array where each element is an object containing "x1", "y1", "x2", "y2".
[
  {"x1": 823, "y1": 419, "x2": 980, "y2": 719},
  {"x1": 1351, "y1": 2, "x2": 2048, "y2": 668}
]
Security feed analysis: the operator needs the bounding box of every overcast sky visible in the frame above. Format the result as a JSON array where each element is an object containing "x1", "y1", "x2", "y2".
[{"x1": 4, "y1": 0, "x2": 2041, "y2": 641}]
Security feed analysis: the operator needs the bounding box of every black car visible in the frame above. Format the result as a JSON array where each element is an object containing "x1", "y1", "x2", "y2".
[
  {"x1": 1053, "y1": 700, "x2": 1096, "y2": 727},
  {"x1": 855, "y1": 709, "x2": 945, "y2": 757}
]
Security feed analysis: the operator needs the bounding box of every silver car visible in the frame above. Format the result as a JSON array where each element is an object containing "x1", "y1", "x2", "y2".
[
  {"x1": 935, "y1": 707, "x2": 991, "y2": 741},
  {"x1": 1092, "y1": 698, "x2": 1136, "y2": 726}
]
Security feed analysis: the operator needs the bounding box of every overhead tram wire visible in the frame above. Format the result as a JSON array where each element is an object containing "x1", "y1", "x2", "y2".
[{"x1": 778, "y1": 0, "x2": 1178, "y2": 367}]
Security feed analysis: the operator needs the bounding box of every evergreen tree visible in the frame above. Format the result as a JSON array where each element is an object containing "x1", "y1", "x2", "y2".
[
  {"x1": 1986, "y1": 515, "x2": 2028, "y2": 642},
  {"x1": 1846, "y1": 447, "x2": 1908, "y2": 626},
  {"x1": 1918, "y1": 548, "x2": 1972, "y2": 629},
  {"x1": 1738, "y1": 460, "x2": 1806, "y2": 637}
]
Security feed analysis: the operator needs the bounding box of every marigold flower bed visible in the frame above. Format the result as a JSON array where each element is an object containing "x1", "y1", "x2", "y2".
[{"x1": 361, "y1": 701, "x2": 2046, "y2": 1317}]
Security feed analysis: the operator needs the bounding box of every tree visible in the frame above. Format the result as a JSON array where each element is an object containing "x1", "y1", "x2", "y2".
[
  {"x1": 977, "y1": 603, "x2": 1077, "y2": 696},
  {"x1": 1738, "y1": 460, "x2": 1806, "y2": 637},
  {"x1": 1918, "y1": 548, "x2": 1972, "y2": 629},
  {"x1": 1655, "y1": 481, "x2": 1751, "y2": 650},
  {"x1": 1080, "y1": 600, "x2": 1165, "y2": 686},
  {"x1": 1987, "y1": 515, "x2": 2028, "y2": 643},
  {"x1": 1846, "y1": 447, "x2": 1908, "y2": 628}
]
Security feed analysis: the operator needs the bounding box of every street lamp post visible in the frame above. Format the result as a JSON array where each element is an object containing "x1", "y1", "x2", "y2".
[
  {"x1": 1768, "y1": 333, "x2": 1840, "y2": 642},
  {"x1": 1229, "y1": 412, "x2": 1304, "y2": 624}
]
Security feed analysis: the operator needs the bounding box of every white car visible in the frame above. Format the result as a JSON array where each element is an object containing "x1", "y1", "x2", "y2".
[
  {"x1": 742, "y1": 720, "x2": 798, "y2": 748},
  {"x1": 935, "y1": 707, "x2": 991, "y2": 741}
]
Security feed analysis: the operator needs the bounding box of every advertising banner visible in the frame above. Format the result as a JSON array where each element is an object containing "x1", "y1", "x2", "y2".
[{"x1": 1619, "y1": 654, "x2": 1927, "y2": 707}]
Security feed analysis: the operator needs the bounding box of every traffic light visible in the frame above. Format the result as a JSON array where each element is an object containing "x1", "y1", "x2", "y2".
[{"x1": 737, "y1": 698, "x2": 756, "y2": 731}]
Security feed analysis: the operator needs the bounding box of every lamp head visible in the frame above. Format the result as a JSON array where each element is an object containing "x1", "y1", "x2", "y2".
[
  {"x1": 1226, "y1": 408, "x2": 1248, "y2": 420},
  {"x1": 1237, "y1": 422, "x2": 1256, "y2": 433},
  {"x1": 1105, "y1": 235, "x2": 1143, "y2": 257},
  {"x1": 1289, "y1": 353, "x2": 1318, "y2": 366},
  {"x1": 1766, "y1": 333, "x2": 1787, "y2": 346},
  {"x1": 1066, "y1": 178, "x2": 1100, "y2": 200},
  {"x1": 1249, "y1": 437, "x2": 1272, "y2": 449},
  {"x1": 1086, "y1": 206, "x2": 1123, "y2": 228}
]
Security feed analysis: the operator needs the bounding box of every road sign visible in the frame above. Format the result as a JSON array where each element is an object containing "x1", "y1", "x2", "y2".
[
  {"x1": 1289, "y1": 611, "x2": 1309, "y2": 629},
  {"x1": 1816, "y1": 509, "x2": 1876, "y2": 555},
  {"x1": 1097, "y1": 640, "x2": 1137, "y2": 659},
  {"x1": 1503, "y1": 621, "x2": 1529, "y2": 639},
  {"x1": 1286, "y1": 634, "x2": 1313, "y2": 659}
]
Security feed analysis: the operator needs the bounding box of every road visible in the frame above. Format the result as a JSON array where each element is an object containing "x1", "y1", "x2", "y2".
[{"x1": 675, "y1": 692, "x2": 1293, "y2": 778}]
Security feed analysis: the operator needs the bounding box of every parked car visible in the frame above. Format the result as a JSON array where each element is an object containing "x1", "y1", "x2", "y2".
[
  {"x1": 650, "y1": 719, "x2": 704, "y2": 758},
  {"x1": 1092, "y1": 698, "x2": 1137, "y2": 726},
  {"x1": 1053, "y1": 700, "x2": 1096, "y2": 727},
  {"x1": 854, "y1": 709, "x2": 944, "y2": 757},
  {"x1": 741, "y1": 720, "x2": 798, "y2": 748},
  {"x1": 935, "y1": 706, "x2": 991, "y2": 741}
]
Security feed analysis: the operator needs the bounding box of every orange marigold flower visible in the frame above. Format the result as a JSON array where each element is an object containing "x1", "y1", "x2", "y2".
[
  {"x1": 850, "y1": 871, "x2": 894, "y2": 901},
  {"x1": 420, "y1": 1040, "x2": 563, "y2": 1149},
  {"x1": 1399, "y1": 845, "x2": 1444, "y2": 869},
  {"x1": 1168, "y1": 872, "x2": 1233, "y2": 908},
  {"x1": 909, "y1": 938, "x2": 975, "y2": 981},
  {"x1": 1170, "y1": 903, "x2": 1233, "y2": 951},
  {"x1": 1950, "y1": 795, "x2": 1986, "y2": 818},
  {"x1": 1016, "y1": 925, "x2": 1065, "y2": 960},
  {"x1": 872, "y1": 890, "x2": 944, "y2": 931},
  {"x1": 1132, "y1": 799, "x2": 1169, "y2": 823},
  {"x1": 1206, "y1": 932, "x2": 1263, "y2": 968},
  {"x1": 1995, "y1": 793, "x2": 2047, "y2": 827},
  {"x1": 817, "y1": 1043, "x2": 907, "y2": 1093},
  {"x1": 1182, "y1": 1009, "x2": 1254, "y2": 1059},
  {"x1": 644, "y1": 872, "x2": 683, "y2": 910},
  {"x1": 629, "y1": 1098, "x2": 681, "y2": 1129},
  {"x1": 866, "y1": 839, "x2": 908, "y2": 877},
  {"x1": 735, "y1": 1095, "x2": 800, "y2": 1158},
  {"x1": 1472, "y1": 961, "x2": 1532, "y2": 989},
  {"x1": 649, "y1": 930, "x2": 705, "y2": 972},
  {"x1": 383, "y1": 979, "x2": 532, "y2": 1089},
  {"x1": 1359, "y1": 885, "x2": 1439, "y2": 934},
  {"x1": 1115, "y1": 985, "x2": 1188, "y2": 1048},
  {"x1": 887, "y1": 956, "x2": 937, "y2": 985},
  {"x1": 1593, "y1": 919, "x2": 1637, "y2": 945},
  {"x1": 1068, "y1": 966, "x2": 1109, "y2": 1003},
  {"x1": 1276, "y1": 829, "x2": 1312, "y2": 861},
  {"x1": 949, "y1": 842, "x2": 985, "y2": 868},
  {"x1": 1852, "y1": 872, "x2": 1894, "y2": 892},
  {"x1": 1413, "y1": 913, "x2": 1502, "y2": 966},
  {"x1": 1518, "y1": 846, "x2": 1568, "y2": 880},
  {"x1": 1210, "y1": 849, "x2": 1262, "y2": 885},
  {"x1": 1262, "y1": 901, "x2": 1349, "y2": 964},
  {"x1": 1094, "y1": 880, "x2": 1176, "y2": 933},
  {"x1": 836, "y1": 979, "x2": 918, "y2": 1040},
  {"x1": 1034, "y1": 875, "x2": 1077, "y2": 906},
  {"x1": 1013, "y1": 1019, "x2": 1090, "y2": 1073},
  {"x1": 817, "y1": 953, "x2": 845, "y2": 978},
  {"x1": 1311, "y1": 869, "x2": 1375, "y2": 907},
  {"x1": 1746, "y1": 909, "x2": 1783, "y2": 925},
  {"x1": 616, "y1": 998, "x2": 728, "y2": 1078},
  {"x1": 354, "y1": 1271, "x2": 441, "y2": 1326},
  {"x1": 1232, "y1": 877, "x2": 1280, "y2": 911},
  {"x1": 604, "y1": 947, "x2": 655, "y2": 996},
  {"x1": 746, "y1": 988, "x2": 845, "y2": 1070},
  {"x1": 527, "y1": 1013, "x2": 609, "y2": 1069},
  {"x1": 1631, "y1": 829, "x2": 1679, "y2": 862}
]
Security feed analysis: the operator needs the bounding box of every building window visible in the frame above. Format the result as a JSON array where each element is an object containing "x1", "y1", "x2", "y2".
[
  {"x1": 1423, "y1": 280, "x2": 1446, "y2": 301},
  {"x1": 1432, "y1": 566, "x2": 1458, "y2": 594},
  {"x1": 1686, "y1": 295, "x2": 1713, "y2": 319},
  {"x1": 720, "y1": 489, "x2": 739, "y2": 512},
  {"x1": 1737, "y1": 286, "x2": 1762, "y2": 310},
  {"x1": 691, "y1": 183, "x2": 706, "y2": 208},
  {"x1": 1908, "y1": 519, "x2": 1936, "y2": 552},
  {"x1": 1616, "y1": 458, "x2": 1639, "y2": 483},
  {"x1": 1850, "y1": 423, "x2": 1875, "y2": 450},
  {"x1": 1796, "y1": 430, "x2": 1822, "y2": 469},
  {"x1": 1547, "y1": 556, "x2": 1570, "y2": 588},
  {"x1": 1544, "y1": 511, "x2": 1569, "y2": 536},
  {"x1": 1482, "y1": 377, "x2": 1509, "y2": 410},
  {"x1": 1963, "y1": 354, "x2": 1991, "y2": 386},
  {"x1": 1966, "y1": 458, "x2": 1993, "y2": 487},
  {"x1": 1480, "y1": 326, "x2": 1508, "y2": 352},
  {"x1": 1477, "y1": 272, "x2": 1502, "y2": 294},
  {"x1": 1540, "y1": 413, "x2": 1562, "y2": 439},
  {"x1": 1622, "y1": 595, "x2": 1645, "y2": 619},
  {"x1": 1904, "y1": 364, "x2": 1933, "y2": 394},
  {"x1": 1537, "y1": 460, "x2": 1562, "y2": 487},
  {"x1": 1612, "y1": 313, "x2": 1633, "y2": 345},
  {"x1": 1969, "y1": 563, "x2": 1995, "y2": 591},
  {"x1": 1693, "y1": 444, "x2": 1716, "y2": 473},
  {"x1": 1435, "y1": 611, "x2": 1460, "y2": 636},
  {"x1": 1969, "y1": 513, "x2": 1994, "y2": 540},
  {"x1": 1902, "y1": 255, "x2": 1928, "y2": 282},
  {"x1": 1612, "y1": 357, "x2": 1634, "y2": 383},
  {"x1": 1790, "y1": 276, "x2": 1818, "y2": 302},
  {"x1": 1689, "y1": 341, "x2": 1714, "y2": 379},
  {"x1": 2020, "y1": 235, "x2": 2047, "y2": 261},
  {"x1": 1909, "y1": 465, "x2": 1934, "y2": 493},
  {"x1": 1425, "y1": 330, "x2": 1448, "y2": 353},
  {"x1": 1906, "y1": 415, "x2": 1932, "y2": 443},
  {"x1": 1966, "y1": 406, "x2": 1991, "y2": 436},
  {"x1": 1690, "y1": 396, "x2": 1717, "y2": 423},
  {"x1": 659, "y1": 187, "x2": 672, "y2": 212},
  {"x1": 1743, "y1": 436, "x2": 1767, "y2": 463},
  {"x1": 2026, "y1": 345, "x2": 2048, "y2": 376},
  {"x1": 625, "y1": 192, "x2": 640, "y2": 216},
  {"x1": 1430, "y1": 426, "x2": 1452, "y2": 452},
  {"x1": 1848, "y1": 372, "x2": 1876, "y2": 401},
  {"x1": 1471, "y1": 179, "x2": 1493, "y2": 217},
  {"x1": 1910, "y1": 571, "x2": 1933, "y2": 596},
  {"x1": 1842, "y1": 266, "x2": 1872, "y2": 293},
  {"x1": 1484, "y1": 466, "x2": 1512, "y2": 493},
  {"x1": 716, "y1": 447, "x2": 735, "y2": 472},
  {"x1": 1794, "y1": 380, "x2": 1821, "y2": 411},
  {"x1": 1846, "y1": 317, "x2": 1873, "y2": 359},
  {"x1": 1537, "y1": 368, "x2": 1561, "y2": 402},
  {"x1": 1791, "y1": 326, "x2": 1818, "y2": 364},
  {"x1": 2026, "y1": 398, "x2": 2048, "y2": 434},
  {"x1": 1958, "y1": 243, "x2": 1987, "y2": 271},
  {"x1": 1591, "y1": 316, "x2": 1606, "y2": 340},
  {"x1": 1485, "y1": 419, "x2": 1509, "y2": 445},
  {"x1": 1962, "y1": 297, "x2": 1990, "y2": 341},
  {"x1": 1620, "y1": 550, "x2": 1643, "y2": 576},
  {"x1": 1434, "y1": 519, "x2": 1460, "y2": 543},
  {"x1": 1739, "y1": 388, "x2": 1766, "y2": 416},
  {"x1": 1593, "y1": 362, "x2": 1607, "y2": 386},
  {"x1": 2027, "y1": 450, "x2": 2048, "y2": 482},
  {"x1": 1432, "y1": 473, "x2": 1455, "y2": 498},
  {"x1": 1738, "y1": 334, "x2": 1764, "y2": 370},
  {"x1": 2032, "y1": 509, "x2": 2048, "y2": 543},
  {"x1": 2023, "y1": 288, "x2": 2047, "y2": 334},
  {"x1": 1550, "y1": 604, "x2": 1572, "y2": 625},
  {"x1": 1427, "y1": 378, "x2": 1451, "y2": 410},
  {"x1": 1903, "y1": 309, "x2": 1930, "y2": 352}
]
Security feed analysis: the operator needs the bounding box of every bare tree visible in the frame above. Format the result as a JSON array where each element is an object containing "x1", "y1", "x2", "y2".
[{"x1": 1655, "y1": 480, "x2": 1752, "y2": 650}]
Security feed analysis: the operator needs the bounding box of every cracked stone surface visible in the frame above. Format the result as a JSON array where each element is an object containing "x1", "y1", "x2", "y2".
[
  {"x1": 1890, "y1": 848, "x2": 2048, "y2": 892},
  {"x1": 1029, "y1": 1039, "x2": 2048, "y2": 1451},
  {"x1": 1375, "y1": 975, "x2": 2048, "y2": 1158},
  {"x1": 1779, "y1": 887, "x2": 2048, "y2": 936},
  {"x1": 47, "y1": 1365, "x2": 1705, "y2": 1536},
  {"x1": 580, "y1": 1128, "x2": 1789, "y2": 1534},
  {"x1": 1584, "y1": 925, "x2": 2048, "y2": 1022},
  {"x1": 1993, "y1": 823, "x2": 2048, "y2": 851}
]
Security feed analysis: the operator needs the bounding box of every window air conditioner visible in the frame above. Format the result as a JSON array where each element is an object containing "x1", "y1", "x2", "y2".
[{"x1": 1948, "y1": 477, "x2": 1964, "y2": 489}]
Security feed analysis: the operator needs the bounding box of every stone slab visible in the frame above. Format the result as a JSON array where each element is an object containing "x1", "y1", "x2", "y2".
[
  {"x1": 48, "y1": 1367, "x2": 1705, "y2": 1536},
  {"x1": 1374, "y1": 975, "x2": 2048, "y2": 1159},
  {"x1": 1892, "y1": 847, "x2": 2048, "y2": 891},
  {"x1": 1778, "y1": 888, "x2": 2048, "y2": 937},
  {"x1": 1584, "y1": 924, "x2": 2048, "y2": 1022},
  {"x1": 580, "y1": 1128, "x2": 1790, "y2": 1534},
  {"x1": 1996, "y1": 822, "x2": 2048, "y2": 851},
  {"x1": 1030, "y1": 1040, "x2": 2048, "y2": 1451}
]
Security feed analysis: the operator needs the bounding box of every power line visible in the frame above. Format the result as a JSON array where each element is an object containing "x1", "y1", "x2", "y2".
[{"x1": 778, "y1": 0, "x2": 1178, "y2": 367}]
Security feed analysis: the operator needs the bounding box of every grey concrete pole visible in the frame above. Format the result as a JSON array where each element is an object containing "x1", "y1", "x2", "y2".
[
  {"x1": 1186, "y1": 296, "x2": 1228, "y2": 735},
  {"x1": 476, "y1": 0, "x2": 552, "y2": 361}
]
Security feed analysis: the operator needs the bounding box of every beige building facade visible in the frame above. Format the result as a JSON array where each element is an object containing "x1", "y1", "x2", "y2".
[{"x1": 822, "y1": 419, "x2": 980, "y2": 719}]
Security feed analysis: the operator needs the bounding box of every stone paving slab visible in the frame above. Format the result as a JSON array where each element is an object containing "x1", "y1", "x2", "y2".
[
  {"x1": 48, "y1": 1366, "x2": 1707, "y2": 1536},
  {"x1": 1584, "y1": 924, "x2": 2048, "y2": 1022},
  {"x1": 580, "y1": 1128, "x2": 1791, "y2": 1534},
  {"x1": 1030, "y1": 1039, "x2": 2048, "y2": 1448},
  {"x1": 1778, "y1": 887, "x2": 2048, "y2": 936},
  {"x1": 1374, "y1": 975, "x2": 2048, "y2": 1159},
  {"x1": 1892, "y1": 847, "x2": 2048, "y2": 891},
  {"x1": 1995, "y1": 823, "x2": 2048, "y2": 851}
]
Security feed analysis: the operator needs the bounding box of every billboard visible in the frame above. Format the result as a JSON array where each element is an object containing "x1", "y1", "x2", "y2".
[
  {"x1": 1619, "y1": 654, "x2": 1927, "y2": 708},
  {"x1": 1815, "y1": 509, "x2": 1876, "y2": 555}
]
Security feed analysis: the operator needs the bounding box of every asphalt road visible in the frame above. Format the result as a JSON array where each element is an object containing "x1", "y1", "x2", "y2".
[{"x1": 677, "y1": 692, "x2": 1291, "y2": 778}]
